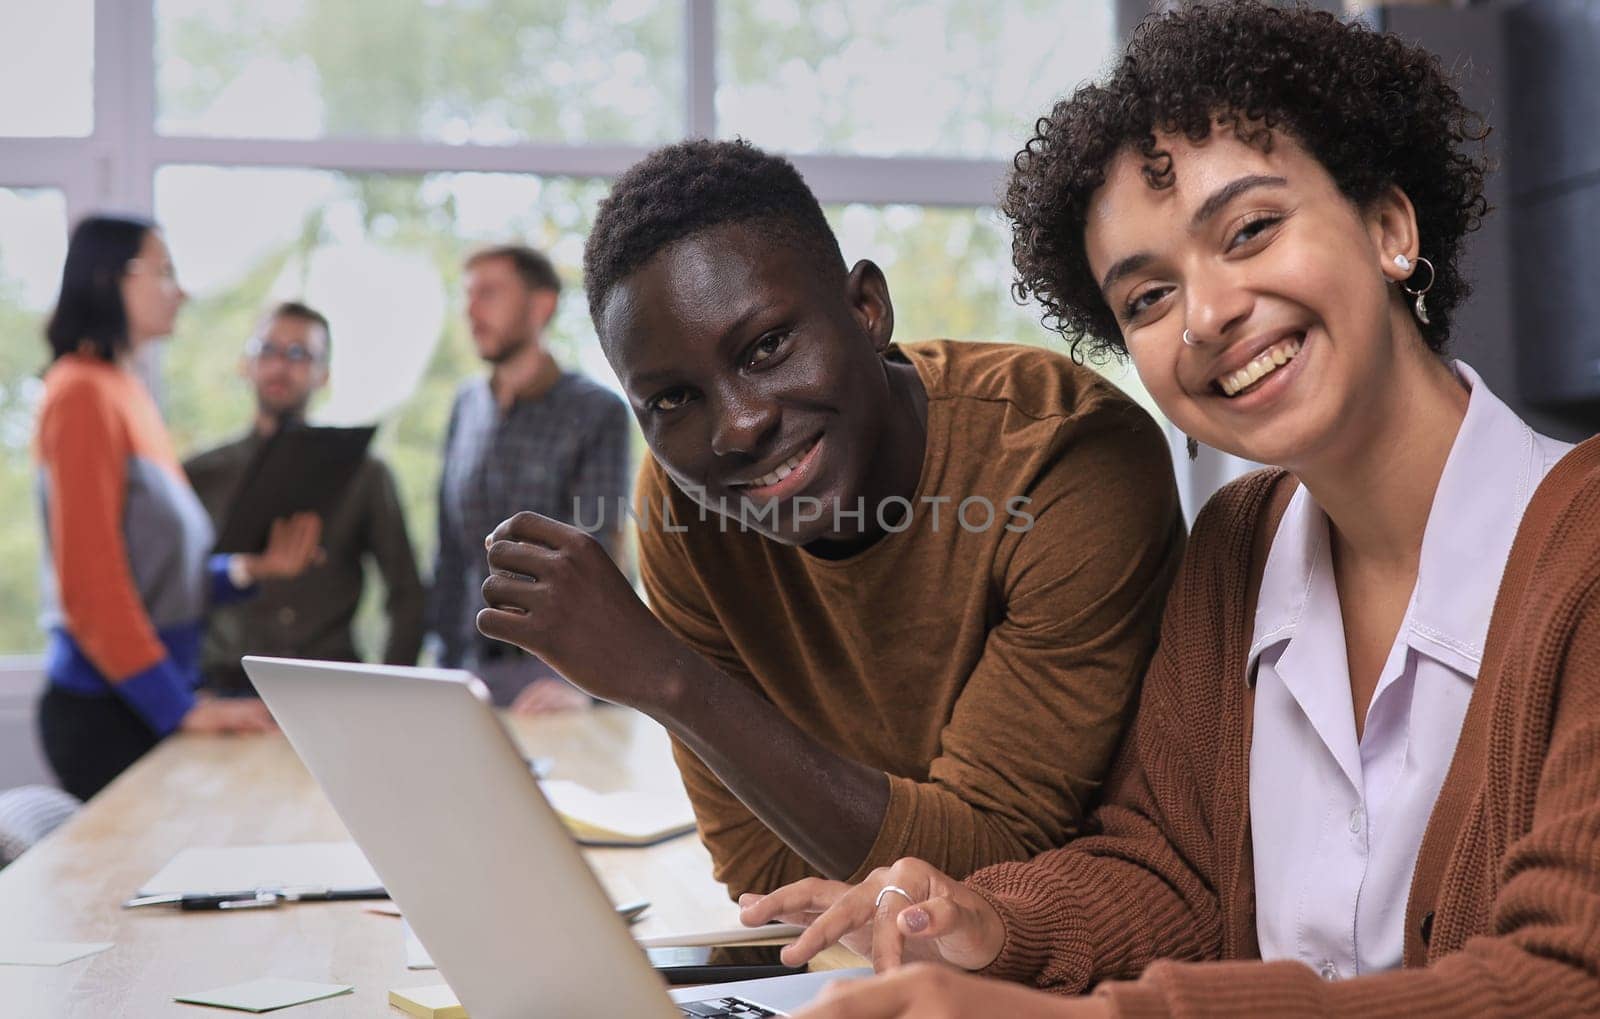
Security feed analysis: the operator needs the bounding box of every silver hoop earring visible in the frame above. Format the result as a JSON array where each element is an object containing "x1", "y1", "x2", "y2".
[
  {"x1": 1400, "y1": 256, "x2": 1436, "y2": 326},
  {"x1": 1182, "y1": 329, "x2": 1198, "y2": 347}
]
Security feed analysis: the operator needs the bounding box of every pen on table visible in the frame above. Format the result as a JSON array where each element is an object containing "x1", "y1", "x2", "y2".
[
  {"x1": 122, "y1": 888, "x2": 652, "y2": 923},
  {"x1": 121, "y1": 885, "x2": 388, "y2": 911}
]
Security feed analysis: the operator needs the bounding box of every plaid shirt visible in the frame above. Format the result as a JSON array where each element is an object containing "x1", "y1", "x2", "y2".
[{"x1": 427, "y1": 371, "x2": 632, "y2": 668}]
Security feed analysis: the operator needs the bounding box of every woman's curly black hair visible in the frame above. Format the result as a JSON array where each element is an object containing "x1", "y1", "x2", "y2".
[{"x1": 1004, "y1": 0, "x2": 1490, "y2": 360}]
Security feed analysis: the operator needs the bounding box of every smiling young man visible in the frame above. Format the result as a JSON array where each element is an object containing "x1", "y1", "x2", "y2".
[{"x1": 475, "y1": 140, "x2": 1186, "y2": 897}]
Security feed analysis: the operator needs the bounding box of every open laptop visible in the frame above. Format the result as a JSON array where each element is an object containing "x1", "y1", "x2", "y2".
[{"x1": 243, "y1": 657, "x2": 863, "y2": 1019}]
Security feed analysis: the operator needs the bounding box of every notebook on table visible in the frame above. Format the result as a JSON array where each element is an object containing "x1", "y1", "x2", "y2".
[{"x1": 539, "y1": 780, "x2": 696, "y2": 847}]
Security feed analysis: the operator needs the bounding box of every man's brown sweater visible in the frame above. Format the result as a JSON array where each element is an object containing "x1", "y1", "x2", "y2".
[
  {"x1": 968, "y1": 439, "x2": 1600, "y2": 1016},
  {"x1": 637, "y1": 340, "x2": 1186, "y2": 898}
]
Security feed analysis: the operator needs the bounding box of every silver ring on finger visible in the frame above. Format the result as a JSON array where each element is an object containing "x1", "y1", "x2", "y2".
[{"x1": 874, "y1": 884, "x2": 913, "y2": 909}]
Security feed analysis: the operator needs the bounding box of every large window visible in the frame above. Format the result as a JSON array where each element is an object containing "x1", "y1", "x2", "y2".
[
  {"x1": 718, "y1": 0, "x2": 1115, "y2": 159},
  {"x1": 0, "y1": 3, "x2": 94, "y2": 138},
  {"x1": 828, "y1": 203, "x2": 1155, "y2": 417},
  {"x1": 155, "y1": 167, "x2": 613, "y2": 592},
  {"x1": 0, "y1": 189, "x2": 70, "y2": 654},
  {"x1": 155, "y1": 0, "x2": 684, "y2": 144},
  {"x1": 0, "y1": 0, "x2": 1128, "y2": 655}
]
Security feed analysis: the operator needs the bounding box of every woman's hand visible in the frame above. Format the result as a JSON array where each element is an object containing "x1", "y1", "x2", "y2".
[
  {"x1": 475, "y1": 511, "x2": 690, "y2": 711},
  {"x1": 739, "y1": 858, "x2": 1007, "y2": 974},
  {"x1": 738, "y1": 878, "x2": 875, "y2": 961},
  {"x1": 790, "y1": 963, "x2": 1111, "y2": 1019},
  {"x1": 180, "y1": 694, "x2": 277, "y2": 734},
  {"x1": 239, "y1": 513, "x2": 323, "y2": 581}
]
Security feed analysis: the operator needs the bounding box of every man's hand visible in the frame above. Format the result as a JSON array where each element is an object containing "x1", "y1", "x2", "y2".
[
  {"x1": 509, "y1": 677, "x2": 593, "y2": 715},
  {"x1": 476, "y1": 511, "x2": 686, "y2": 710},
  {"x1": 180, "y1": 694, "x2": 277, "y2": 735},
  {"x1": 740, "y1": 858, "x2": 1007, "y2": 974},
  {"x1": 240, "y1": 513, "x2": 324, "y2": 581},
  {"x1": 790, "y1": 964, "x2": 1110, "y2": 1019}
]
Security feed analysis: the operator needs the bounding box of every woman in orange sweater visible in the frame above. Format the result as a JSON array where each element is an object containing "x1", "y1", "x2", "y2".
[
  {"x1": 34, "y1": 215, "x2": 320, "y2": 800},
  {"x1": 742, "y1": 3, "x2": 1600, "y2": 1016}
]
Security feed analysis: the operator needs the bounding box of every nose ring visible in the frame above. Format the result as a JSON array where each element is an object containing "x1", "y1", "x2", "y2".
[{"x1": 1182, "y1": 329, "x2": 1198, "y2": 347}]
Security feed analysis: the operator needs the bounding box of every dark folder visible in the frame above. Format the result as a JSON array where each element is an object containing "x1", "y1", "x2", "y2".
[{"x1": 212, "y1": 425, "x2": 377, "y2": 554}]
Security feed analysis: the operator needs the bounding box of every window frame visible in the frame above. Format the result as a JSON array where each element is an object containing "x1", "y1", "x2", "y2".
[
  {"x1": 0, "y1": 0, "x2": 1249, "y2": 665},
  {"x1": 0, "y1": 0, "x2": 1158, "y2": 219}
]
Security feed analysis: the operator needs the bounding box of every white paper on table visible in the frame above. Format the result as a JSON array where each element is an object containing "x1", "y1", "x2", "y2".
[
  {"x1": 0, "y1": 942, "x2": 113, "y2": 966},
  {"x1": 634, "y1": 923, "x2": 806, "y2": 948},
  {"x1": 138, "y1": 842, "x2": 380, "y2": 896},
  {"x1": 538, "y1": 780, "x2": 695, "y2": 844}
]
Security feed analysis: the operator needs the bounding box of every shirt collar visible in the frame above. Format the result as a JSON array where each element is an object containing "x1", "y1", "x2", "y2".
[
  {"x1": 1405, "y1": 361, "x2": 1548, "y2": 676},
  {"x1": 1246, "y1": 361, "x2": 1549, "y2": 683},
  {"x1": 1247, "y1": 483, "x2": 1322, "y2": 682}
]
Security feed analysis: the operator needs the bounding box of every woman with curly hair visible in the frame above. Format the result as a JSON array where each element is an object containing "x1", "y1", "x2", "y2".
[{"x1": 741, "y1": 3, "x2": 1600, "y2": 1015}]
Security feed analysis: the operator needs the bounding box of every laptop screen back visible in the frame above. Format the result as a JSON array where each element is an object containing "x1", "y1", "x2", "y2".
[{"x1": 244, "y1": 657, "x2": 679, "y2": 1019}]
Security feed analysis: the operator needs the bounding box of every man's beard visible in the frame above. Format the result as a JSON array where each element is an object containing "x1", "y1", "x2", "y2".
[
  {"x1": 482, "y1": 327, "x2": 533, "y2": 366},
  {"x1": 258, "y1": 398, "x2": 309, "y2": 429}
]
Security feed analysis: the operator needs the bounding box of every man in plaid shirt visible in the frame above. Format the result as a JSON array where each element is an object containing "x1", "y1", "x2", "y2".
[{"x1": 428, "y1": 245, "x2": 631, "y2": 713}]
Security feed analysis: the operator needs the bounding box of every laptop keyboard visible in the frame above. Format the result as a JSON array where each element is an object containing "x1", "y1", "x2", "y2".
[{"x1": 678, "y1": 996, "x2": 777, "y2": 1017}]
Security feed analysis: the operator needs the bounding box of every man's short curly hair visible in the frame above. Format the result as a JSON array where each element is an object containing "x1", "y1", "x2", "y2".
[
  {"x1": 583, "y1": 139, "x2": 846, "y2": 326},
  {"x1": 1004, "y1": 0, "x2": 1490, "y2": 360}
]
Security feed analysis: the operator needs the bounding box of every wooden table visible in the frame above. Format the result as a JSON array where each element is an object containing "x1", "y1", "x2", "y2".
[{"x1": 0, "y1": 706, "x2": 860, "y2": 1016}]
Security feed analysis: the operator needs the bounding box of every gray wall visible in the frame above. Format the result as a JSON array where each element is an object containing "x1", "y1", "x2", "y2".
[
  {"x1": 1385, "y1": 2, "x2": 1599, "y2": 442},
  {"x1": 1502, "y1": 0, "x2": 1600, "y2": 420}
]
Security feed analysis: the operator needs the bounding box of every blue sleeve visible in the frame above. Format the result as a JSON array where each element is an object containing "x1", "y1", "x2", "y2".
[
  {"x1": 115, "y1": 657, "x2": 196, "y2": 735},
  {"x1": 208, "y1": 554, "x2": 257, "y2": 605}
]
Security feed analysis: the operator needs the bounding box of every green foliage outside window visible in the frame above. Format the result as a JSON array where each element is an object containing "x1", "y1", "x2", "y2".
[{"x1": 0, "y1": 1, "x2": 1139, "y2": 656}]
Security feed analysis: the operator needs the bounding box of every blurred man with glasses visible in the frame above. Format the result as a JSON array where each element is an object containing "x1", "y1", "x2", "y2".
[{"x1": 185, "y1": 301, "x2": 425, "y2": 695}]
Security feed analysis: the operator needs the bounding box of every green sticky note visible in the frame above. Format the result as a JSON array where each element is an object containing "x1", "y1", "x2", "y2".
[{"x1": 174, "y1": 977, "x2": 354, "y2": 1012}]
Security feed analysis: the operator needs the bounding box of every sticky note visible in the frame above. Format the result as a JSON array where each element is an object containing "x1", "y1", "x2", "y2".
[
  {"x1": 174, "y1": 977, "x2": 354, "y2": 1012},
  {"x1": 0, "y1": 941, "x2": 112, "y2": 966},
  {"x1": 389, "y1": 984, "x2": 469, "y2": 1019}
]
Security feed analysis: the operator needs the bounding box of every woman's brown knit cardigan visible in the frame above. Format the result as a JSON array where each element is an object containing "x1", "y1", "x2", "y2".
[{"x1": 969, "y1": 438, "x2": 1600, "y2": 1016}]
